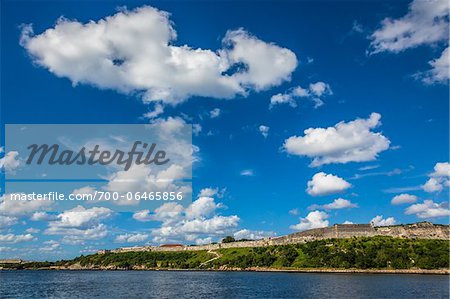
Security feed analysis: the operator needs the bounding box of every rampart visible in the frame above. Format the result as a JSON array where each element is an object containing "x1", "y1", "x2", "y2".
[{"x1": 97, "y1": 222, "x2": 449, "y2": 254}]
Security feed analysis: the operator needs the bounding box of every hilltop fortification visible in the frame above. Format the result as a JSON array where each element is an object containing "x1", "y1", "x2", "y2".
[{"x1": 97, "y1": 221, "x2": 449, "y2": 254}]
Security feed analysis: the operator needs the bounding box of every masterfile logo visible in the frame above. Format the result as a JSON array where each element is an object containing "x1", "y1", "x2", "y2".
[{"x1": 3, "y1": 124, "x2": 193, "y2": 212}]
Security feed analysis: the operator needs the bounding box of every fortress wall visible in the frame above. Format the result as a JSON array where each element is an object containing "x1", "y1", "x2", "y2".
[
  {"x1": 375, "y1": 223, "x2": 450, "y2": 239},
  {"x1": 99, "y1": 222, "x2": 450, "y2": 254}
]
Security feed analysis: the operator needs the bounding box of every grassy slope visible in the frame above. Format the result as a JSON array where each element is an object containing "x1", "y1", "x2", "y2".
[{"x1": 2, "y1": 237, "x2": 449, "y2": 270}]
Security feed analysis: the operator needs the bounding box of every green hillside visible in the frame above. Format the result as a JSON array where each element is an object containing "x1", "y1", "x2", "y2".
[{"x1": 6, "y1": 236, "x2": 447, "y2": 271}]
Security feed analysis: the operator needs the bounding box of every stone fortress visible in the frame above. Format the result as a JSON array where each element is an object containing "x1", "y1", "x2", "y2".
[{"x1": 97, "y1": 222, "x2": 450, "y2": 254}]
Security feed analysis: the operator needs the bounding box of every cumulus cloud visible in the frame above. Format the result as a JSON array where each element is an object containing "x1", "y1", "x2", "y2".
[
  {"x1": 259, "y1": 125, "x2": 270, "y2": 138},
  {"x1": 283, "y1": 113, "x2": 390, "y2": 167},
  {"x1": 405, "y1": 200, "x2": 450, "y2": 218},
  {"x1": 99, "y1": 117, "x2": 195, "y2": 206},
  {"x1": 233, "y1": 229, "x2": 276, "y2": 240},
  {"x1": 0, "y1": 216, "x2": 18, "y2": 229},
  {"x1": 430, "y1": 161, "x2": 450, "y2": 177},
  {"x1": 21, "y1": 6, "x2": 297, "y2": 105},
  {"x1": 0, "y1": 233, "x2": 35, "y2": 244},
  {"x1": 30, "y1": 212, "x2": 56, "y2": 221},
  {"x1": 40, "y1": 240, "x2": 60, "y2": 251},
  {"x1": 370, "y1": 215, "x2": 396, "y2": 226},
  {"x1": 49, "y1": 205, "x2": 112, "y2": 228},
  {"x1": 43, "y1": 206, "x2": 112, "y2": 244},
  {"x1": 422, "y1": 162, "x2": 450, "y2": 192},
  {"x1": 48, "y1": 224, "x2": 109, "y2": 245},
  {"x1": 134, "y1": 189, "x2": 240, "y2": 244},
  {"x1": 133, "y1": 203, "x2": 184, "y2": 223},
  {"x1": 370, "y1": 0, "x2": 449, "y2": 84},
  {"x1": 0, "y1": 193, "x2": 53, "y2": 216},
  {"x1": 370, "y1": 0, "x2": 448, "y2": 53},
  {"x1": 192, "y1": 124, "x2": 202, "y2": 136},
  {"x1": 115, "y1": 233, "x2": 149, "y2": 243},
  {"x1": 185, "y1": 197, "x2": 222, "y2": 219},
  {"x1": 290, "y1": 210, "x2": 329, "y2": 231},
  {"x1": 306, "y1": 172, "x2": 351, "y2": 196},
  {"x1": 309, "y1": 198, "x2": 358, "y2": 210},
  {"x1": 198, "y1": 187, "x2": 219, "y2": 198},
  {"x1": 270, "y1": 81, "x2": 332, "y2": 109},
  {"x1": 210, "y1": 108, "x2": 221, "y2": 118},
  {"x1": 391, "y1": 193, "x2": 418, "y2": 205},
  {"x1": 0, "y1": 149, "x2": 21, "y2": 173},
  {"x1": 195, "y1": 237, "x2": 213, "y2": 245},
  {"x1": 419, "y1": 46, "x2": 449, "y2": 84}
]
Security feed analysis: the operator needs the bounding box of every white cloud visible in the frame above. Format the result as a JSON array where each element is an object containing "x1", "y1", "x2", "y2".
[
  {"x1": 25, "y1": 228, "x2": 40, "y2": 233},
  {"x1": 310, "y1": 198, "x2": 357, "y2": 210},
  {"x1": 132, "y1": 209, "x2": 153, "y2": 222},
  {"x1": 133, "y1": 203, "x2": 184, "y2": 223},
  {"x1": 419, "y1": 46, "x2": 449, "y2": 84},
  {"x1": 233, "y1": 229, "x2": 275, "y2": 240},
  {"x1": 309, "y1": 82, "x2": 332, "y2": 97},
  {"x1": 370, "y1": 215, "x2": 396, "y2": 226},
  {"x1": 145, "y1": 189, "x2": 240, "y2": 244},
  {"x1": 42, "y1": 206, "x2": 112, "y2": 245},
  {"x1": 143, "y1": 103, "x2": 164, "y2": 119},
  {"x1": 210, "y1": 108, "x2": 221, "y2": 118},
  {"x1": 422, "y1": 162, "x2": 450, "y2": 192},
  {"x1": 0, "y1": 216, "x2": 18, "y2": 228},
  {"x1": 391, "y1": 193, "x2": 418, "y2": 205},
  {"x1": 51, "y1": 205, "x2": 112, "y2": 228},
  {"x1": 198, "y1": 187, "x2": 219, "y2": 198},
  {"x1": 40, "y1": 240, "x2": 60, "y2": 251},
  {"x1": 185, "y1": 197, "x2": 222, "y2": 219},
  {"x1": 306, "y1": 172, "x2": 351, "y2": 196},
  {"x1": 240, "y1": 169, "x2": 254, "y2": 176},
  {"x1": 431, "y1": 162, "x2": 450, "y2": 177},
  {"x1": 290, "y1": 210, "x2": 329, "y2": 231},
  {"x1": 370, "y1": 0, "x2": 449, "y2": 53},
  {"x1": 104, "y1": 163, "x2": 190, "y2": 203},
  {"x1": 370, "y1": 0, "x2": 449, "y2": 84},
  {"x1": 343, "y1": 220, "x2": 354, "y2": 224},
  {"x1": 48, "y1": 224, "x2": 109, "y2": 245},
  {"x1": 21, "y1": 6, "x2": 297, "y2": 105},
  {"x1": 358, "y1": 164, "x2": 380, "y2": 171},
  {"x1": 192, "y1": 124, "x2": 202, "y2": 136},
  {"x1": 72, "y1": 186, "x2": 96, "y2": 197},
  {"x1": 423, "y1": 177, "x2": 444, "y2": 192},
  {"x1": 270, "y1": 81, "x2": 331, "y2": 109},
  {"x1": 0, "y1": 193, "x2": 53, "y2": 216},
  {"x1": 115, "y1": 233, "x2": 148, "y2": 243},
  {"x1": 289, "y1": 208, "x2": 299, "y2": 215},
  {"x1": 0, "y1": 233, "x2": 35, "y2": 243},
  {"x1": 195, "y1": 237, "x2": 213, "y2": 245},
  {"x1": 30, "y1": 212, "x2": 56, "y2": 221},
  {"x1": 100, "y1": 117, "x2": 195, "y2": 204},
  {"x1": 0, "y1": 150, "x2": 21, "y2": 173},
  {"x1": 405, "y1": 200, "x2": 450, "y2": 218},
  {"x1": 178, "y1": 215, "x2": 239, "y2": 235},
  {"x1": 283, "y1": 113, "x2": 390, "y2": 167},
  {"x1": 259, "y1": 125, "x2": 270, "y2": 138}
]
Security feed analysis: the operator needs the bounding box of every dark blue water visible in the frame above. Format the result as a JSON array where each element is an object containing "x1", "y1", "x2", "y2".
[{"x1": 0, "y1": 270, "x2": 448, "y2": 298}]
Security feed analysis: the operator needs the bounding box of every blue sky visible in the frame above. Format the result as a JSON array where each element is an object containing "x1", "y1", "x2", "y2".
[{"x1": 0, "y1": 0, "x2": 449, "y2": 260}]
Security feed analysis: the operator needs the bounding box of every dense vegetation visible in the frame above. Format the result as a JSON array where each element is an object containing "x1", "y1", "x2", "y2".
[
  {"x1": 213, "y1": 237, "x2": 449, "y2": 270},
  {"x1": 2, "y1": 237, "x2": 448, "y2": 270}
]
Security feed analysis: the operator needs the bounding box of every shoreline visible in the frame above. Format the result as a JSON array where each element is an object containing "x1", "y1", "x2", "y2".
[{"x1": 2, "y1": 267, "x2": 448, "y2": 275}]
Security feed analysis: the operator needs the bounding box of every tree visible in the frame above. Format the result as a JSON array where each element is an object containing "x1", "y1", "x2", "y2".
[{"x1": 222, "y1": 236, "x2": 236, "y2": 243}]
